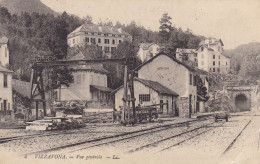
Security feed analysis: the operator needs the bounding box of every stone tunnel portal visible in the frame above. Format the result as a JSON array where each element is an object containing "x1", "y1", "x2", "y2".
[{"x1": 235, "y1": 94, "x2": 250, "y2": 111}]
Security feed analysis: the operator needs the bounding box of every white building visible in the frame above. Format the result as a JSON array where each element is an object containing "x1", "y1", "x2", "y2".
[
  {"x1": 113, "y1": 78, "x2": 179, "y2": 115},
  {"x1": 0, "y1": 37, "x2": 13, "y2": 111},
  {"x1": 137, "y1": 43, "x2": 160, "y2": 62},
  {"x1": 67, "y1": 23, "x2": 132, "y2": 56},
  {"x1": 197, "y1": 38, "x2": 231, "y2": 74},
  {"x1": 114, "y1": 52, "x2": 203, "y2": 117},
  {"x1": 176, "y1": 48, "x2": 198, "y2": 67},
  {"x1": 57, "y1": 52, "x2": 113, "y2": 108}
]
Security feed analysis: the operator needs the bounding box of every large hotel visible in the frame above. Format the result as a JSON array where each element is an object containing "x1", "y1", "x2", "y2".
[{"x1": 67, "y1": 23, "x2": 132, "y2": 55}]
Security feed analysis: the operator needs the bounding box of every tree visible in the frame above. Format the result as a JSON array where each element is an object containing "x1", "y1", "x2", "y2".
[{"x1": 158, "y1": 13, "x2": 173, "y2": 43}]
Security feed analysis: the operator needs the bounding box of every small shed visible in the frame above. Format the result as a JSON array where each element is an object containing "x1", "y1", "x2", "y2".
[{"x1": 113, "y1": 78, "x2": 179, "y2": 116}]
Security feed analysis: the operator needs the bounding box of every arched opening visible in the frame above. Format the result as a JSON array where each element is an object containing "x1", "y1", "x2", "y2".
[{"x1": 235, "y1": 94, "x2": 249, "y2": 111}]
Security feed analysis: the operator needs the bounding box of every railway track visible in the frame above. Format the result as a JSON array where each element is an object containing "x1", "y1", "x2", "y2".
[
  {"x1": 127, "y1": 120, "x2": 222, "y2": 153},
  {"x1": 0, "y1": 125, "x2": 100, "y2": 144},
  {"x1": 222, "y1": 115, "x2": 255, "y2": 155},
  {"x1": 20, "y1": 118, "x2": 210, "y2": 156}
]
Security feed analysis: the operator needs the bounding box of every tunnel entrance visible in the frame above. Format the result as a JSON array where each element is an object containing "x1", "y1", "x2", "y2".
[{"x1": 235, "y1": 94, "x2": 249, "y2": 111}]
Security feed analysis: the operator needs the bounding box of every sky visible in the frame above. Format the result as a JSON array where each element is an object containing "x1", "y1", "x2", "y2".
[{"x1": 41, "y1": 0, "x2": 260, "y2": 49}]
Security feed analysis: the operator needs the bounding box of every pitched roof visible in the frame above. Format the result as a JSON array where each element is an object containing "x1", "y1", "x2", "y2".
[
  {"x1": 199, "y1": 38, "x2": 224, "y2": 46},
  {"x1": 90, "y1": 85, "x2": 113, "y2": 92},
  {"x1": 112, "y1": 78, "x2": 179, "y2": 96},
  {"x1": 176, "y1": 48, "x2": 197, "y2": 54},
  {"x1": 135, "y1": 52, "x2": 197, "y2": 72},
  {"x1": 69, "y1": 51, "x2": 91, "y2": 60},
  {"x1": 68, "y1": 23, "x2": 131, "y2": 37},
  {"x1": 139, "y1": 43, "x2": 158, "y2": 50}
]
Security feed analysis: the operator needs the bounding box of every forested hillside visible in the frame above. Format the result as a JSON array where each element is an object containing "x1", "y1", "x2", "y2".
[
  {"x1": 0, "y1": 0, "x2": 58, "y2": 15},
  {"x1": 0, "y1": 6, "x2": 204, "y2": 87}
]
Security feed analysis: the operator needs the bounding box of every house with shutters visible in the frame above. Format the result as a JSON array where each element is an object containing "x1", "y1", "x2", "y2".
[
  {"x1": 67, "y1": 23, "x2": 132, "y2": 56},
  {"x1": 197, "y1": 38, "x2": 231, "y2": 74},
  {"x1": 113, "y1": 52, "x2": 207, "y2": 118},
  {"x1": 56, "y1": 51, "x2": 113, "y2": 108},
  {"x1": 0, "y1": 37, "x2": 13, "y2": 111}
]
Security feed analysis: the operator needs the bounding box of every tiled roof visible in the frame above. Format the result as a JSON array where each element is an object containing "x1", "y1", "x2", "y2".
[
  {"x1": 69, "y1": 51, "x2": 91, "y2": 60},
  {"x1": 135, "y1": 78, "x2": 179, "y2": 96},
  {"x1": 68, "y1": 23, "x2": 131, "y2": 36},
  {"x1": 112, "y1": 78, "x2": 179, "y2": 96},
  {"x1": 140, "y1": 43, "x2": 157, "y2": 50},
  {"x1": 90, "y1": 85, "x2": 113, "y2": 92},
  {"x1": 199, "y1": 38, "x2": 224, "y2": 46},
  {"x1": 176, "y1": 48, "x2": 197, "y2": 54}
]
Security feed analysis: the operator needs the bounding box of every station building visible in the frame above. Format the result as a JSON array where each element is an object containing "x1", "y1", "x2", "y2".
[{"x1": 113, "y1": 52, "x2": 207, "y2": 117}]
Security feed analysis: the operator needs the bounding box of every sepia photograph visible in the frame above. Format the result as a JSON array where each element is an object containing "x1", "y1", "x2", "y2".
[{"x1": 0, "y1": 0, "x2": 260, "y2": 163}]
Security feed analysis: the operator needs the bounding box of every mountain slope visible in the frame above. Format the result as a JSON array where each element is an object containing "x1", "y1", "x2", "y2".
[{"x1": 0, "y1": 0, "x2": 58, "y2": 15}]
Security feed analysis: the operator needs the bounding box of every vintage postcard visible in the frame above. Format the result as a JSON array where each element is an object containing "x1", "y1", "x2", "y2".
[{"x1": 0, "y1": 0, "x2": 260, "y2": 163}]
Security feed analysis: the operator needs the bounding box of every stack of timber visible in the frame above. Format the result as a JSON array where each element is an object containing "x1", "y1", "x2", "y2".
[{"x1": 25, "y1": 116, "x2": 84, "y2": 131}]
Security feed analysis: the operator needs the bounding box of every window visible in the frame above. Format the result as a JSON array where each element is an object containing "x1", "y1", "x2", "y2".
[
  {"x1": 91, "y1": 32, "x2": 95, "y2": 35},
  {"x1": 98, "y1": 33, "x2": 101, "y2": 35},
  {"x1": 201, "y1": 61, "x2": 204, "y2": 65},
  {"x1": 118, "y1": 35, "x2": 121, "y2": 37},
  {"x1": 112, "y1": 34, "x2": 115, "y2": 37},
  {"x1": 201, "y1": 54, "x2": 204, "y2": 59},
  {"x1": 209, "y1": 68, "x2": 211, "y2": 72},
  {"x1": 218, "y1": 61, "x2": 220, "y2": 66},
  {"x1": 112, "y1": 39, "x2": 115, "y2": 44},
  {"x1": 139, "y1": 94, "x2": 150, "y2": 102},
  {"x1": 193, "y1": 75, "x2": 196, "y2": 86},
  {"x1": 213, "y1": 55, "x2": 215, "y2": 59},
  {"x1": 5, "y1": 47, "x2": 7, "y2": 57},
  {"x1": 190, "y1": 74, "x2": 193, "y2": 85},
  {"x1": 91, "y1": 75, "x2": 93, "y2": 84},
  {"x1": 104, "y1": 39, "x2": 109, "y2": 44},
  {"x1": 217, "y1": 68, "x2": 220, "y2": 72},
  {"x1": 97, "y1": 76, "x2": 100, "y2": 85},
  {"x1": 90, "y1": 38, "x2": 96, "y2": 44},
  {"x1": 201, "y1": 47, "x2": 204, "y2": 51},
  {"x1": 98, "y1": 38, "x2": 101, "y2": 43},
  {"x1": 119, "y1": 40, "x2": 122, "y2": 44},
  {"x1": 111, "y1": 47, "x2": 116, "y2": 54},
  {"x1": 85, "y1": 37, "x2": 89, "y2": 43},
  {"x1": 104, "y1": 47, "x2": 110, "y2": 53},
  {"x1": 3, "y1": 74, "x2": 7, "y2": 88},
  {"x1": 213, "y1": 68, "x2": 215, "y2": 72},
  {"x1": 226, "y1": 62, "x2": 228, "y2": 66},
  {"x1": 213, "y1": 61, "x2": 215, "y2": 66},
  {"x1": 76, "y1": 75, "x2": 81, "y2": 84},
  {"x1": 104, "y1": 34, "x2": 108, "y2": 37},
  {"x1": 3, "y1": 100, "x2": 7, "y2": 110},
  {"x1": 85, "y1": 32, "x2": 88, "y2": 34}
]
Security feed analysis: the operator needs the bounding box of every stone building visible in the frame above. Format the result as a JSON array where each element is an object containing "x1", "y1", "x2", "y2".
[
  {"x1": 0, "y1": 37, "x2": 13, "y2": 111},
  {"x1": 67, "y1": 23, "x2": 132, "y2": 56},
  {"x1": 113, "y1": 52, "x2": 205, "y2": 117},
  {"x1": 197, "y1": 38, "x2": 231, "y2": 74}
]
